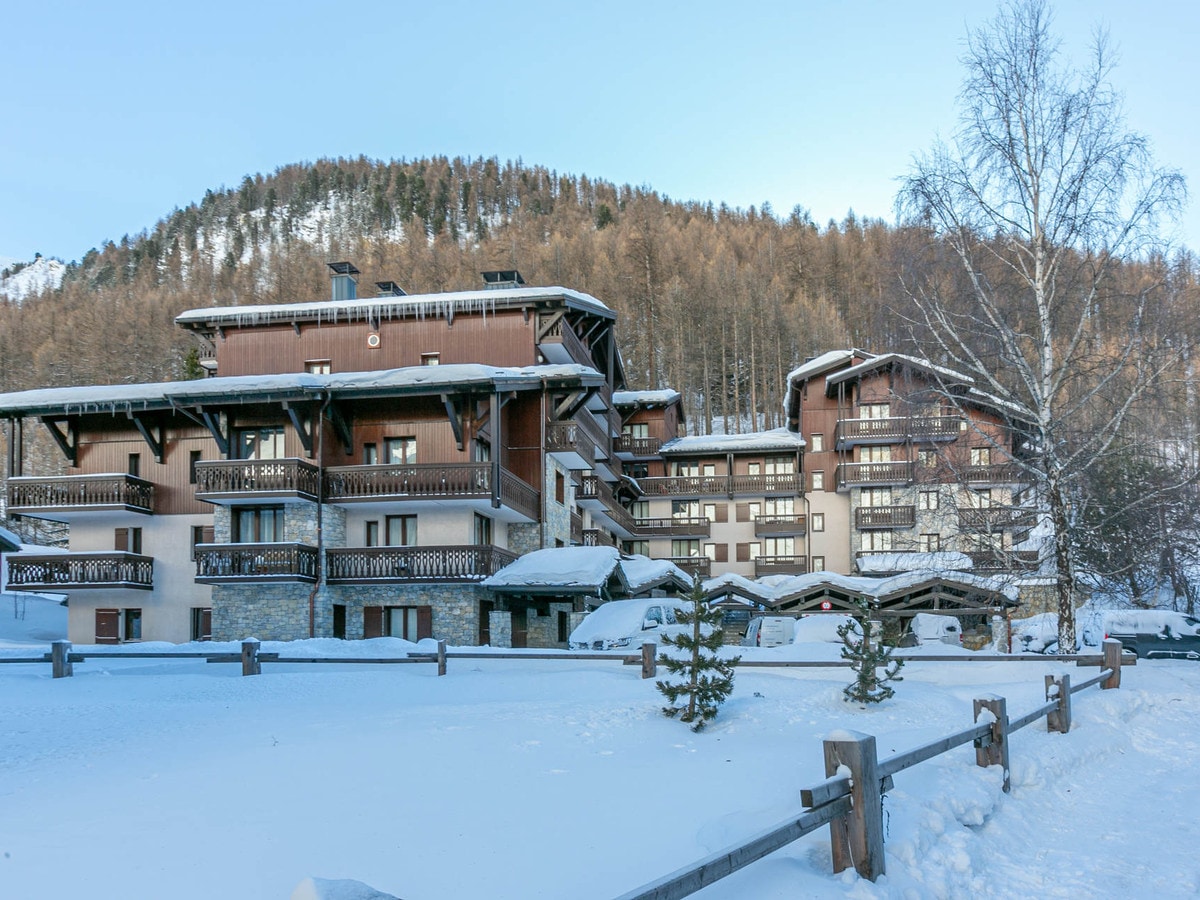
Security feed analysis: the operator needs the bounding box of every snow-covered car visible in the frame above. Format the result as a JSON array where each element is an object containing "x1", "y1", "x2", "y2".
[
  {"x1": 741, "y1": 614, "x2": 861, "y2": 647},
  {"x1": 908, "y1": 613, "x2": 962, "y2": 646},
  {"x1": 1104, "y1": 611, "x2": 1200, "y2": 660},
  {"x1": 567, "y1": 598, "x2": 690, "y2": 650}
]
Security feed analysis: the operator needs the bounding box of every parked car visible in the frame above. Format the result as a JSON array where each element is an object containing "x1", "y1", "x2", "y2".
[
  {"x1": 567, "y1": 598, "x2": 690, "y2": 650},
  {"x1": 908, "y1": 613, "x2": 963, "y2": 647},
  {"x1": 1104, "y1": 611, "x2": 1200, "y2": 660},
  {"x1": 741, "y1": 614, "x2": 862, "y2": 647}
]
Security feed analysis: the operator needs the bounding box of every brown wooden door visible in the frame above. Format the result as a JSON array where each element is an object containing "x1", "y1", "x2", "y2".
[
  {"x1": 511, "y1": 607, "x2": 528, "y2": 648},
  {"x1": 96, "y1": 609, "x2": 120, "y2": 644},
  {"x1": 416, "y1": 606, "x2": 433, "y2": 640},
  {"x1": 363, "y1": 606, "x2": 384, "y2": 639}
]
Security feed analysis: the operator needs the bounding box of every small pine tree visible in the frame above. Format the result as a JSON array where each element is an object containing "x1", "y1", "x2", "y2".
[
  {"x1": 840, "y1": 598, "x2": 903, "y2": 704},
  {"x1": 656, "y1": 577, "x2": 739, "y2": 730}
]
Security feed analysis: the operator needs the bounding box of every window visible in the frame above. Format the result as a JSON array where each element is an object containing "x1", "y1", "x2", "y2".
[
  {"x1": 385, "y1": 437, "x2": 417, "y2": 465},
  {"x1": 385, "y1": 515, "x2": 417, "y2": 546},
  {"x1": 365, "y1": 521, "x2": 380, "y2": 547},
  {"x1": 704, "y1": 543, "x2": 729, "y2": 563},
  {"x1": 918, "y1": 450, "x2": 937, "y2": 468},
  {"x1": 861, "y1": 487, "x2": 892, "y2": 507},
  {"x1": 123, "y1": 608, "x2": 142, "y2": 641},
  {"x1": 810, "y1": 433, "x2": 825, "y2": 453},
  {"x1": 363, "y1": 606, "x2": 432, "y2": 641},
  {"x1": 191, "y1": 525, "x2": 214, "y2": 560},
  {"x1": 764, "y1": 497, "x2": 794, "y2": 516},
  {"x1": 862, "y1": 530, "x2": 893, "y2": 552},
  {"x1": 625, "y1": 540, "x2": 649, "y2": 556},
  {"x1": 861, "y1": 445, "x2": 891, "y2": 463},
  {"x1": 420, "y1": 352, "x2": 440, "y2": 366},
  {"x1": 473, "y1": 440, "x2": 490, "y2": 463},
  {"x1": 628, "y1": 462, "x2": 649, "y2": 479},
  {"x1": 115, "y1": 527, "x2": 142, "y2": 554},
  {"x1": 703, "y1": 503, "x2": 718, "y2": 521},
  {"x1": 555, "y1": 471, "x2": 566, "y2": 505},
  {"x1": 861, "y1": 403, "x2": 891, "y2": 419},
  {"x1": 189, "y1": 450, "x2": 202, "y2": 484},
  {"x1": 673, "y1": 460, "x2": 699, "y2": 477},
  {"x1": 812, "y1": 556, "x2": 825, "y2": 571},
  {"x1": 919, "y1": 490, "x2": 940, "y2": 511},
  {"x1": 919, "y1": 533, "x2": 942, "y2": 552},
  {"x1": 811, "y1": 513, "x2": 825, "y2": 532},
  {"x1": 305, "y1": 359, "x2": 332, "y2": 375},
  {"x1": 622, "y1": 422, "x2": 649, "y2": 438},
  {"x1": 971, "y1": 447, "x2": 992, "y2": 467},
  {"x1": 191, "y1": 607, "x2": 212, "y2": 642},
  {"x1": 234, "y1": 507, "x2": 284, "y2": 542},
  {"x1": 473, "y1": 513, "x2": 492, "y2": 546},
  {"x1": 812, "y1": 470, "x2": 825, "y2": 491},
  {"x1": 672, "y1": 500, "x2": 700, "y2": 520},
  {"x1": 702, "y1": 463, "x2": 716, "y2": 477},
  {"x1": 671, "y1": 539, "x2": 701, "y2": 558},
  {"x1": 363, "y1": 443, "x2": 379, "y2": 465},
  {"x1": 747, "y1": 501, "x2": 761, "y2": 520},
  {"x1": 629, "y1": 500, "x2": 650, "y2": 519},
  {"x1": 765, "y1": 456, "x2": 795, "y2": 474},
  {"x1": 237, "y1": 426, "x2": 285, "y2": 460},
  {"x1": 128, "y1": 453, "x2": 141, "y2": 477},
  {"x1": 747, "y1": 461, "x2": 762, "y2": 475},
  {"x1": 764, "y1": 537, "x2": 795, "y2": 557},
  {"x1": 968, "y1": 489, "x2": 993, "y2": 509}
]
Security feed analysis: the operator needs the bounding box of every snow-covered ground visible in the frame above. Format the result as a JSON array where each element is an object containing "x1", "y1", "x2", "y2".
[
  {"x1": 0, "y1": 256, "x2": 65, "y2": 302},
  {"x1": 1, "y1": 596, "x2": 1198, "y2": 899}
]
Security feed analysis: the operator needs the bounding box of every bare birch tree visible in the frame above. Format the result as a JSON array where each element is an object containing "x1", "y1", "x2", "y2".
[{"x1": 898, "y1": 0, "x2": 1186, "y2": 652}]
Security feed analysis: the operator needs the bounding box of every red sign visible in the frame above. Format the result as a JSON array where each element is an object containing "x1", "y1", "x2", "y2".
[{"x1": 821, "y1": 600, "x2": 832, "y2": 610}]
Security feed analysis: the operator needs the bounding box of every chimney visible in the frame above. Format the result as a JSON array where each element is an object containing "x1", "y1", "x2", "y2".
[
  {"x1": 375, "y1": 280, "x2": 407, "y2": 297},
  {"x1": 481, "y1": 270, "x2": 525, "y2": 290},
  {"x1": 327, "y1": 261, "x2": 360, "y2": 300}
]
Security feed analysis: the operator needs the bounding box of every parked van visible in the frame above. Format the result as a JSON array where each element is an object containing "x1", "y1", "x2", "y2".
[
  {"x1": 567, "y1": 598, "x2": 690, "y2": 650},
  {"x1": 909, "y1": 613, "x2": 963, "y2": 646},
  {"x1": 741, "y1": 616, "x2": 796, "y2": 648}
]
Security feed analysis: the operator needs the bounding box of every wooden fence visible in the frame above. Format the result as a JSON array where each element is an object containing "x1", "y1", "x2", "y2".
[{"x1": 614, "y1": 639, "x2": 1127, "y2": 899}]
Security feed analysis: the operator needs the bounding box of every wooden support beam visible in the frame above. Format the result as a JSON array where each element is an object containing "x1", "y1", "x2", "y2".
[
  {"x1": 536, "y1": 309, "x2": 563, "y2": 343},
  {"x1": 440, "y1": 394, "x2": 464, "y2": 450},
  {"x1": 1102, "y1": 639, "x2": 1123, "y2": 689},
  {"x1": 553, "y1": 389, "x2": 591, "y2": 421},
  {"x1": 326, "y1": 401, "x2": 353, "y2": 456},
  {"x1": 127, "y1": 413, "x2": 165, "y2": 463},
  {"x1": 283, "y1": 401, "x2": 313, "y2": 456},
  {"x1": 198, "y1": 409, "x2": 230, "y2": 458},
  {"x1": 40, "y1": 416, "x2": 77, "y2": 466},
  {"x1": 823, "y1": 731, "x2": 885, "y2": 881}
]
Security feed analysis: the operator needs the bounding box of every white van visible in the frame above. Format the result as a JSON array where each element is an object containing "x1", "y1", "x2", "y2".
[
  {"x1": 909, "y1": 613, "x2": 962, "y2": 646},
  {"x1": 567, "y1": 598, "x2": 690, "y2": 650},
  {"x1": 741, "y1": 616, "x2": 796, "y2": 648}
]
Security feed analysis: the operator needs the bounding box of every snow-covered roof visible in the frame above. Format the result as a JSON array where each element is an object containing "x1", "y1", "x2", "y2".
[
  {"x1": 618, "y1": 555, "x2": 692, "y2": 595},
  {"x1": 856, "y1": 551, "x2": 974, "y2": 575},
  {"x1": 612, "y1": 390, "x2": 682, "y2": 408},
  {"x1": 175, "y1": 286, "x2": 613, "y2": 331},
  {"x1": 0, "y1": 363, "x2": 604, "y2": 417},
  {"x1": 0, "y1": 526, "x2": 21, "y2": 553},
  {"x1": 481, "y1": 547, "x2": 629, "y2": 595},
  {"x1": 784, "y1": 349, "x2": 872, "y2": 385},
  {"x1": 659, "y1": 428, "x2": 806, "y2": 455},
  {"x1": 825, "y1": 352, "x2": 971, "y2": 391},
  {"x1": 702, "y1": 567, "x2": 1018, "y2": 606}
]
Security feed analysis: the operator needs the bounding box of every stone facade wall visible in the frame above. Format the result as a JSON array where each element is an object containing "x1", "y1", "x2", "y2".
[
  {"x1": 489, "y1": 609, "x2": 513, "y2": 648},
  {"x1": 526, "y1": 601, "x2": 574, "y2": 648},
  {"x1": 213, "y1": 583, "x2": 315, "y2": 641},
  {"x1": 508, "y1": 523, "x2": 542, "y2": 555}
]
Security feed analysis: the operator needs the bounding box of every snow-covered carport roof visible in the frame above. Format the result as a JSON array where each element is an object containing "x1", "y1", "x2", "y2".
[
  {"x1": 701, "y1": 572, "x2": 777, "y2": 607},
  {"x1": 618, "y1": 556, "x2": 692, "y2": 596},
  {"x1": 0, "y1": 525, "x2": 21, "y2": 553},
  {"x1": 481, "y1": 547, "x2": 631, "y2": 599},
  {"x1": 870, "y1": 571, "x2": 1018, "y2": 616}
]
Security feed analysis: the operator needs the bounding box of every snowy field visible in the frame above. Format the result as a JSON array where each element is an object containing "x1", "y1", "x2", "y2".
[{"x1": 2, "y1": 595, "x2": 1199, "y2": 899}]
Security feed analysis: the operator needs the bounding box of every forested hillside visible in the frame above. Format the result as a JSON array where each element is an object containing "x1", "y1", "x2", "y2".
[{"x1": 1, "y1": 155, "x2": 1196, "y2": 438}]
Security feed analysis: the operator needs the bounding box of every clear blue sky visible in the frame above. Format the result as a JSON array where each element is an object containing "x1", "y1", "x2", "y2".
[{"x1": 3, "y1": 0, "x2": 1197, "y2": 264}]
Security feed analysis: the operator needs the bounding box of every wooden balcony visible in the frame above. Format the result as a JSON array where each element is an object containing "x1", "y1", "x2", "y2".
[
  {"x1": 967, "y1": 550, "x2": 1041, "y2": 572},
  {"x1": 546, "y1": 421, "x2": 595, "y2": 469},
  {"x1": 855, "y1": 506, "x2": 916, "y2": 529},
  {"x1": 570, "y1": 511, "x2": 583, "y2": 544},
  {"x1": 633, "y1": 517, "x2": 712, "y2": 538},
  {"x1": 637, "y1": 473, "x2": 802, "y2": 497},
  {"x1": 194, "y1": 459, "x2": 320, "y2": 504},
  {"x1": 614, "y1": 434, "x2": 664, "y2": 457},
  {"x1": 194, "y1": 542, "x2": 318, "y2": 583},
  {"x1": 537, "y1": 313, "x2": 592, "y2": 368},
  {"x1": 325, "y1": 545, "x2": 518, "y2": 584},
  {"x1": 583, "y1": 529, "x2": 616, "y2": 547},
  {"x1": 960, "y1": 463, "x2": 1026, "y2": 487},
  {"x1": 660, "y1": 556, "x2": 711, "y2": 578},
  {"x1": 835, "y1": 462, "x2": 915, "y2": 490},
  {"x1": 753, "y1": 514, "x2": 808, "y2": 537},
  {"x1": 835, "y1": 415, "x2": 962, "y2": 448},
  {"x1": 6, "y1": 474, "x2": 154, "y2": 518},
  {"x1": 324, "y1": 463, "x2": 540, "y2": 522},
  {"x1": 957, "y1": 507, "x2": 1038, "y2": 531},
  {"x1": 7, "y1": 552, "x2": 154, "y2": 590},
  {"x1": 753, "y1": 555, "x2": 809, "y2": 577}
]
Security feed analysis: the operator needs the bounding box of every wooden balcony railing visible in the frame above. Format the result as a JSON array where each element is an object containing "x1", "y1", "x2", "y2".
[
  {"x1": 194, "y1": 543, "x2": 318, "y2": 583},
  {"x1": 583, "y1": 529, "x2": 616, "y2": 547},
  {"x1": 754, "y1": 514, "x2": 808, "y2": 536},
  {"x1": 194, "y1": 459, "x2": 321, "y2": 501},
  {"x1": 855, "y1": 506, "x2": 916, "y2": 529},
  {"x1": 326, "y1": 545, "x2": 518, "y2": 583},
  {"x1": 754, "y1": 555, "x2": 809, "y2": 577},
  {"x1": 538, "y1": 314, "x2": 592, "y2": 368},
  {"x1": 7, "y1": 552, "x2": 154, "y2": 590},
  {"x1": 660, "y1": 556, "x2": 711, "y2": 578},
  {"x1": 961, "y1": 464, "x2": 1026, "y2": 487},
  {"x1": 633, "y1": 517, "x2": 712, "y2": 538},
  {"x1": 835, "y1": 415, "x2": 962, "y2": 447},
  {"x1": 7, "y1": 474, "x2": 154, "y2": 516},
  {"x1": 546, "y1": 421, "x2": 595, "y2": 468},
  {"x1": 957, "y1": 507, "x2": 1038, "y2": 531},
  {"x1": 614, "y1": 434, "x2": 664, "y2": 456},
  {"x1": 570, "y1": 511, "x2": 583, "y2": 543},
  {"x1": 324, "y1": 463, "x2": 540, "y2": 521},
  {"x1": 967, "y1": 550, "x2": 1041, "y2": 572},
  {"x1": 637, "y1": 473, "x2": 802, "y2": 497},
  {"x1": 835, "y1": 462, "x2": 915, "y2": 489}
]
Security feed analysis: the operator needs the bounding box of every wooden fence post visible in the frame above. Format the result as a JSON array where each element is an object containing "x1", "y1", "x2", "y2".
[
  {"x1": 51, "y1": 640, "x2": 73, "y2": 678},
  {"x1": 641, "y1": 642, "x2": 657, "y2": 679},
  {"x1": 1102, "y1": 638, "x2": 1122, "y2": 690},
  {"x1": 822, "y1": 731, "x2": 885, "y2": 881},
  {"x1": 1045, "y1": 674, "x2": 1071, "y2": 733},
  {"x1": 241, "y1": 638, "x2": 261, "y2": 676},
  {"x1": 973, "y1": 695, "x2": 1010, "y2": 793},
  {"x1": 436, "y1": 640, "x2": 447, "y2": 676}
]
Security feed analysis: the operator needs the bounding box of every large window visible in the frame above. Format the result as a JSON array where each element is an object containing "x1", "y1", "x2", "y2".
[
  {"x1": 622, "y1": 422, "x2": 648, "y2": 438},
  {"x1": 764, "y1": 497, "x2": 795, "y2": 516},
  {"x1": 861, "y1": 445, "x2": 892, "y2": 463},
  {"x1": 474, "y1": 513, "x2": 492, "y2": 546},
  {"x1": 385, "y1": 436, "x2": 418, "y2": 465},
  {"x1": 237, "y1": 426, "x2": 285, "y2": 460},
  {"x1": 861, "y1": 530, "x2": 893, "y2": 552},
  {"x1": 233, "y1": 506, "x2": 284, "y2": 542},
  {"x1": 764, "y1": 456, "x2": 795, "y2": 474},
  {"x1": 671, "y1": 539, "x2": 701, "y2": 558},
  {"x1": 763, "y1": 537, "x2": 795, "y2": 557},
  {"x1": 860, "y1": 403, "x2": 891, "y2": 419},
  {"x1": 673, "y1": 460, "x2": 699, "y2": 477},
  {"x1": 672, "y1": 500, "x2": 701, "y2": 520},
  {"x1": 861, "y1": 487, "x2": 892, "y2": 507},
  {"x1": 919, "y1": 533, "x2": 942, "y2": 552},
  {"x1": 363, "y1": 605, "x2": 432, "y2": 641},
  {"x1": 386, "y1": 515, "x2": 418, "y2": 546}
]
